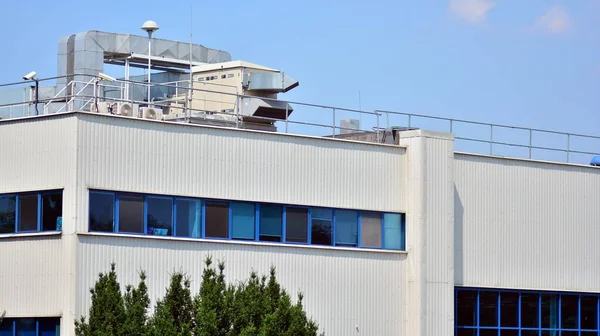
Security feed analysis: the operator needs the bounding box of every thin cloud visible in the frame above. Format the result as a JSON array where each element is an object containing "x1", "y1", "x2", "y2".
[
  {"x1": 449, "y1": 0, "x2": 495, "y2": 24},
  {"x1": 535, "y1": 6, "x2": 573, "y2": 34}
]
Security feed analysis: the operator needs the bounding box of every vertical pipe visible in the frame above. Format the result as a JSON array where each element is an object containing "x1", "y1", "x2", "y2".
[
  {"x1": 529, "y1": 129, "x2": 532, "y2": 159},
  {"x1": 285, "y1": 103, "x2": 289, "y2": 133},
  {"x1": 332, "y1": 108, "x2": 336, "y2": 138},
  {"x1": 124, "y1": 59, "x2": 130, "y2": 100},
  {"x1": 450, "y1": 119, "x2": 453, "y2": 133},
  {"x1": 147, "y1": 37, "x2": 152, "y2": 107},
  {"x1": 386, "y1": 111, "x2": 390, "y2": 129},
  {"x1": 408, "y1": 114, "x2": 412, "y2": 128},
  {"x1": 376, "y1": 112, "x2": 380, "y2": 142}
]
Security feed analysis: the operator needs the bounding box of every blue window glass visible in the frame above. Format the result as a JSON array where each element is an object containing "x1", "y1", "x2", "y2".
[
  {"x1": 175, "y1": 199, "x2": 201, "y2": 238},
  {"x1": 146, "y1": 197, "x2": 173, "y2": 236},
  {"x1": 39, "y1": 317, "x2": 60, "y2": 336},
  {"x1": 311, "y1": 208, "x2": 332, "y2": 245},
  {"x1": 0, "y1": 195, "x2": 16, "y2": 233},
  {"x1": 0, "y1": 318, "x2": 13, "y2": 336},
  {"x1": 16, "y1": 318, "x2": 36, "y2": 336},
  {"x1": 383, "y1": 213, "x2": 403, "y2": 250},
  {"x1": 259, "y1": 204, "x2": 282, "y2": 242},
  {"x1": 42, "y1": 193, "x2": 62, "y2": 231},
  {"x1": 286, "y1": 207, "x2": 308, "y2": 243},
  {"x1": 18, "y1": 194, "x2": 38, "y2": 232},
  {"x1": 232, "y1": 202, "x2": 255, "y2": 240},
  {"x1": 335, "y1": 210, "x2": 358, "y2": 247},
  {"x1": 205, "y1": 201, "x2": 229, "y2": 238},
  {"x1": 89, "y1": 192, "x2": 114, "y2": 232},
  {"x1": 118, "y1": 194, "x2": 144, "y2": 233},
  {"x1": 360, "y1": 212, "x2": 382, "y2": 248}
]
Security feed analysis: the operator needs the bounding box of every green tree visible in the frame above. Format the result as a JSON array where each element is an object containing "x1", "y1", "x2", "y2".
[
  {"x1": 75, "y1": 263, "x2": 126, "y2": 336},
  {"x1": 193, "y1": 257, "x2": 233, "y2": 336},
  {"x1": 123, "y1": 271, "x2": 150, "y2": 336},
  {"x1": 147, "y1": 272, "x2": 194, "y2": 336}
]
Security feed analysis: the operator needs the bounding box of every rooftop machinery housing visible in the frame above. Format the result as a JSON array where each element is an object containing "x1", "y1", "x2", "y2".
[{"x1": 0, "y1": 29, "x2": 600, "y2": 336}]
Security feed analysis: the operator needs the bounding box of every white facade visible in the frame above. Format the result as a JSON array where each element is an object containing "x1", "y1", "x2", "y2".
[{"x1": 0, "y1": 112, "x2": 599, "y2": 335}]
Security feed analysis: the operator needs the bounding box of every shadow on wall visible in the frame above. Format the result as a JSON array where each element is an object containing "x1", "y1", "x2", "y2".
[{"x1": 454, "y1": 185, "x2": 464, "y2": 285}]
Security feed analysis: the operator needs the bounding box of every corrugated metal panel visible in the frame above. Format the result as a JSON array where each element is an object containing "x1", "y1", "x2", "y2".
[
  {"x1": 455, "y1": 153, "x2": 600, "y2": 292},
  {"x1": 75, "y1": 114, "x2": 405, "y2": 231},
  {"x1": 76, "y1": 235, "x2": 406, "y2": 336},
  {"x1": 0, "y1": 236, "x2": 66, "y2": 316}
]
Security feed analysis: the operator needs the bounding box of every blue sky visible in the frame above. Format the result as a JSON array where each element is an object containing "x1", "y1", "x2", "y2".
[{"x1": 0, "y1": 0, "x2": 598, "y2": 155}]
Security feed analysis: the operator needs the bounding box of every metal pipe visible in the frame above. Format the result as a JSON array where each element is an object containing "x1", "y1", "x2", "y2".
[
  {"x1": 490, "y1": 125, "x2": 493, "y2": 155},
  {"x1": 147, "y1": 37, "x2": 152, "y2": 107},
  {"x1": 529, "y1": 129, "x2": 532, "y2": 159},
  {"x1": 285, "y1": 103, "x2": 289, "y2": 133},
  {"x1": 332, "y1": 108, "x2": 336, "y2": 138},
  {"x1": 567, "y1": 134, "x2": 571, "y2": 163}
]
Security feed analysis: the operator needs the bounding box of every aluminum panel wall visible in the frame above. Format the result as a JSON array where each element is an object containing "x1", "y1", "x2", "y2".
[
  {"x1": 75, "y1": 114, "x2": 405, "y2": 231},
  {"x1": 76, "y1": 235, "x2": 406, "y2": 336},
  {"x1": 0, "y1": 236, "x2": 65, "y2": 317},
  {"x1": 454, "y1": 153, "x2": 600, "y2": 292}
]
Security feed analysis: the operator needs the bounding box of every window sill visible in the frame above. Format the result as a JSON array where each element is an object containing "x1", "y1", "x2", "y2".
[
  {"x1": 0, "y1": 231, "x2": 62, "y2": 239},
  {"x1": 79, "y1": 232, "x2": 407, "y2": 255}
]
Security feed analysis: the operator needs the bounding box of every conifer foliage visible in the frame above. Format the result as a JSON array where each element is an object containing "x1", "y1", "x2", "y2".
[{"x1": 75, "y1": 257, "x2": 318, "y2": 336}]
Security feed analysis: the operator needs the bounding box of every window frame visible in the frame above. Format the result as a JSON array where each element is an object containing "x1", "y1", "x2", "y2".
[
  {"x1": 0, "y1": 190, "x2": 63, "y2": 235},
  {"x1": 283, "y1": 205, "x2": 310, "y2": 244}
]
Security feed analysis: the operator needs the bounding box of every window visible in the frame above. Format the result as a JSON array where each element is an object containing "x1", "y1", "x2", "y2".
[
  {"x1": 360, "y1": 212, "x2": 382, "y2": 248},
  {"x1": 0, "y1": 195, "x2": 16, "y2": 233},
  {"x1": 42, "y1": 193, "x2": 62, "y2": 231},
  {"x1": 0, "y1": 318, "x2": 60, "y2": 336},
  {"x1": 86, "y1": 190, "x2": 405, "y2": 251},
  {"x1": 205, "y1": 201, "x2": 229, "y2": 238},
  {"x1": 221, "y1": 74, "x2": 227, "y2": 79},
  {"x1": 19, "y1": 194, "x2": 38, "y2": 232},
  {"x1": 175, "y1": 199, "x2": 201, "y2": 238},
  {"x1": 311, "y1": 208, "x2": 332, "y2": 245},
  {"x1": 147, "y1": 197, "x2": 172, "y2": 236},
  {"x1": 227, "y1": 74, "x2": 234, "y2": 78},
  {"x1": 118, "y1": 194, "x2": 144, "y2": 233},
  {"x1": 383, "y1": 213, "x2": 404, "y2": 250},
  {"x1": 89, "y1": 191, "x2": 114, "y2": 232},
  {"x1": 335, "y1": 210, "x2": 357, "y2": 247},
  {"x1": 232, "y1": 202, "x2": 254, "y2": 240},
  {"x1": 286, "y1": 207, "x2": 308, "y2": 243},
  {"x1": 456, "y1": 288, "x2": 600, "y2": 335},
  {"x1": 259, "y1": 204, "x2": 282, "y2": 242}
]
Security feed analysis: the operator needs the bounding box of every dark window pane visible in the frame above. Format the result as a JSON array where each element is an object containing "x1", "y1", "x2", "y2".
[
  {"x1": 0, "y1": 195, "x2": 16, "y2": 233},
  {"x1": 311, "y1": 208, "x2": 332, "y2": 245},
  {"x1": 581, "y1": 332, "x2": 598, "y2": 336},
  {"x1": 39, "y1": 317, "x2": 60, "y2": 336},
  {"x1": 457, "y1": 290, "x2": 477, "y2": 326},
  {"x1": 500, "y1": 292, "x2": 519, "y2": 327},
  {"x1": 232, "y1": 202, "x2": 254, "y2": 240},
  {"x1": 335, "y1": 210, "x2": 357, "y2": 247},
  {"x1": 16, "y1": 318, "x2": 36, "y2": 336},
  {"x1": 479, "y1": 291, "x2": 498, "y2": 326},
  {"x1": 118, "y1": 194, "x2": 144, "y2": 233},
  {"x1": 205, "y1": 201, "x2": 229, "y2": 238},
  {"x1": 42, "y1": 193, "x2": 62, "y2": 231},
  {"x1": 560, "y1": 332, "x2": 577, "y2": 336},
  {"x1": 259, "y1": 204, "x2": 282, "y2": 242},
  {"x1": 19, "y1": 194, "x2": 38, "y2": 232},
  {"x1": 0, "y1": 318, "x2": 13, "y2": 335},
  {"x1": 89, "y1": 192, "x2": 114, "y2": 232},
  {"x1": 479, "y1": 329, "x2": 497, "y2": 336},
  {"x1": 541, "y1": 294, "x2": 559, "y2": 329},
  {"x1": 147, "y1": 197, "x2": 172, "y2": 236},
  {"x1": 541, "y1": 331, "x2": 558, "y2": 336},
  {"x1": 383, "y1": 213, "x2": 403, "y2": 250},
  {"x1": 500, "y1": 330, "x2": 518, "y2": 336},
  {"x1": 175, "y1": 199, "x2": 201, "y2": 238},
  {"x1": 286, "y1": 207, "x2": 308, "y2": 243},
  {"x1": 521, "y1": 331, "x2": 539, "y2": 336},
  {"x1": 521, "y1": 293, "x2": 539, "y2": 328},
  {"x1": 456, "y1": 329, "x2": 477, "y2": 336},
  {"x1": 581, "y1": 296, "x2": 597, "y2": 330},
  {"x1": 360, "y1": 212, "x2": 382, "y2": 247},
  {"x1": 561, "y1": 295, "x2": 578, "y2": 329}
]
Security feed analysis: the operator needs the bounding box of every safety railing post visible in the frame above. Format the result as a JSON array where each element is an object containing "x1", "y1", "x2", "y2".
[
  {"x1": 376, "y1": 112, "x2": 380, "y2": 142},
  {"x1": 450, "y1": 119, "x2": 453, "y2": 133},
  {"x1": 408, "y1": 114, "x2": 412, "y2": 128},
  {"x1": 285, "y1": 103, "x2": 289, "y2": 133},
  {"x1": 489, "y1": 125, "x2": 493, "y2": 155},
  {"x1": 529, "y1": 129, "x2": 532, "y2": 159},
  {"x1": 332, "y1": 108, "x2": 336, "y2": 138},
  {"x1": 567, "y1": 134, "x2": 571, "y2": 163}
]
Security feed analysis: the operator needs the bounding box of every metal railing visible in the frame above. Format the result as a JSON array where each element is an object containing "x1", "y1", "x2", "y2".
[{"x1": 0, "y1": 74, "x2": 598, "y2": 165}]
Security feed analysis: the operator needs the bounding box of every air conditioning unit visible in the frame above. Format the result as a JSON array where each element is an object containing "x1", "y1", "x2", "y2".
[
  {"x1": 140, "y1": 107, "x2": 163, "y2": 120},
  {"x1": 90, "y1": 102, "x2": 109, "y2": 114},
  {"x1": 115, "y1": 103, "x2": 138, "y2": 117}
]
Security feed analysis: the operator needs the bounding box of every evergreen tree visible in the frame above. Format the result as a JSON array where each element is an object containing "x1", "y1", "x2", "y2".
[
  {"x1": 122, "y1": 271, "x2": 150, "y2": 336},
  {"x1": 75, "y1": 263, "x2": 126, "y2": 336},
  {"x1": 148, "y1": 272, "x2": 194, "y2": 336},
  {"x1": 193, "y1": 257, "x2": 232, "y2": 336}
]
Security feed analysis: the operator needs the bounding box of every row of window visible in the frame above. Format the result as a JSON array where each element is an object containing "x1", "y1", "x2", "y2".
[
  {"x1": 0, "y1": 191, "x2": 63, "y2": 234},
  {"x1": 0, "y1": 317, "x2": 60, "y2": 336},
  {"x1": 198, "y1": 73, "x2": 234, "y2": 81},
  {"x1": 89, "y1": 190, "x2": 405, "y2": 250},
  {"x1": 456, "y1": 288, "x2": 600, "y2": 335}
]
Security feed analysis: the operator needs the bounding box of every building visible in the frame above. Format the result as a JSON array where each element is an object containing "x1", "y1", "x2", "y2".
[{"x1": 0, "y1": 29, "x2": 600, "y2": 336}]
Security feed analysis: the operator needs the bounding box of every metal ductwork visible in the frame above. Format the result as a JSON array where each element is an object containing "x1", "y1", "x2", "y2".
[{"x1": 243, "y1": 72, "x2": 299, "y2": 93}]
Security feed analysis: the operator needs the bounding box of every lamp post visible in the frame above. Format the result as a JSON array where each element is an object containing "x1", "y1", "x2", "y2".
[{"x1": 141, "y1": 20, "x2": 159, "y2": 107}]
